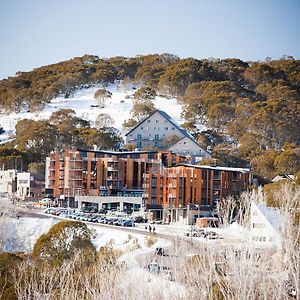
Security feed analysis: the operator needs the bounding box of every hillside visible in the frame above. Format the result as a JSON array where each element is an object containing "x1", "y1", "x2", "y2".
[
  {"x1": 0, "y1": 54, "x2": 299, "y2": 180},
  {"x1": 0, "y1": 83, "x2": 184, "y2": 138}
]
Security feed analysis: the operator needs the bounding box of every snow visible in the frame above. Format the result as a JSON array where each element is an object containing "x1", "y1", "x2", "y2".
[
  {"x1": 90, "y1": 224, "x2": 150, "y2": 251},
  {"x1": 118, "y1": 268, "x2": 186, "y2": 298},
  {"x1": 221, "y1": 222, "x2": 249, "y2": 240},
  {"x1": 0, "y1": 216, "x2": 165, "y2": 253},
  {"x1": 0, "y1": 83, "x2": 187, "y2": 142},
  {"x1": 0, "y1": 217, "x2": 58, "y2": 252}
]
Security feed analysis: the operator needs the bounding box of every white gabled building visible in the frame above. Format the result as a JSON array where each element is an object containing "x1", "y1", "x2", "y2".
[
  {"x1": 125, "y1": 109, "x2": 210, "y2": 162},
  {"x1": 168, "y1": 136, "x2": 211, "y2": 163},
  {"x1": 250, "y1": 201, "x2": 281, "y2": 249}
]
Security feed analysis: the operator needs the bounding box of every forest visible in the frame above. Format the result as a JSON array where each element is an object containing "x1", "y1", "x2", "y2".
[{"x1": 0, "y1": 54, "x2": 299, "y2": 181}]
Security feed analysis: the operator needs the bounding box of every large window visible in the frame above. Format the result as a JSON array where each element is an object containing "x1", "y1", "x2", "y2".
[
  {"x1": 154, "y1": 134, "x2": 159, "y2": 140},
  {"x1": 137, "y1": 141, "x2": 142, "y2": 148},
  {"x1": 137, "y1": 134, "x2": 142, "y2": 140}
]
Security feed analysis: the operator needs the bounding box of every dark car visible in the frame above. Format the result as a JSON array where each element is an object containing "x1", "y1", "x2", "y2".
[
  {"x1": 155, "y1": 247, "x2": 165, "y2": 256},
  {"x1": 122, "y1": 220, "x2": 135, "y2": 227}
]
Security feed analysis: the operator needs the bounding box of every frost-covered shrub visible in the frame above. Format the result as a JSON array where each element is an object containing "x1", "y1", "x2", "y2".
[
  {"x1": 145, "y1": 235, "x2": 157, "y2": 247},
  {"x1": 32, "y1": 220, "x2": 96, "y2": 266}
]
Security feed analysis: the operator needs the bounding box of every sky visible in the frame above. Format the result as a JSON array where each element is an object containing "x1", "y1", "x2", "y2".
[{"x1": 0, "y1": 0, "x2": 299, "y2": 79}]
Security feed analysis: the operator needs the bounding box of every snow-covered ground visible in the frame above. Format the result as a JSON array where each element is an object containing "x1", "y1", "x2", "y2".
[
  {"x1": 0, "y1": 215, "x2": 165, "y2": 254},
  {"x1": 0, "y1": 216, "x2": 58, "y2": 252},
  {"x1": 0, "y1": 84, "x2": 185, "y2": 141}
]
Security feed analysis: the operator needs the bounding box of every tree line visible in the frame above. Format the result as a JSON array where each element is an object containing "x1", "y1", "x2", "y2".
[{"x1": 0, "y1": 54, "x2": 299, "y2": 180}]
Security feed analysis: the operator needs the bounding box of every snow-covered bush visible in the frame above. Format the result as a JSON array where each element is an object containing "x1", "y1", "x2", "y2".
[{"x1": 32, "y1": 220, "x2": 96, "y2": 266}]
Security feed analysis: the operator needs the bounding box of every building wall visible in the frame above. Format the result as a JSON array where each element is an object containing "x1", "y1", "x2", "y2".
[
  {"x1": 168, "y1": 136, "x2": 211, "y2": 162},
  {"x1": 0, "y1": 170, "x2": 16, "y2": 195},
  {"x1": 126, "y1": 111, "x2": 186, "y2": 149},
  {"x1": 16, "y1": 172, "x2": 31, "y2": 199},
  {"x1": 46, "y1": 149, "x2": 186, "y2": 198},
  {"x1": 250, "y1": 202, "x2": 281, "y2": 249},
  {"x1": 143, "y1": 165, "x2": 252, "y2": 210}
]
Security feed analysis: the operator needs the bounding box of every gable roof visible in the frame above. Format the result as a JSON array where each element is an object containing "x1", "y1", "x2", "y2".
[
  {"x1": 252, "y1": 202, "x2": 281, "y2": 233},
  {"x1": 168, "y1": 135, "x2": 210, "y2": 155},
  {"x1": 272, "y1": 174, "x2": 295, "y2": 182},
  {"x1": 125, "y1": 109, "x2": 194, "y2": 139}
]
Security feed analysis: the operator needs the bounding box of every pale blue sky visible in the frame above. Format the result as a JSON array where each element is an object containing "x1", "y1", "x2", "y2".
[{"x1": 0, "y1": 0, "x2": 299, "y2": 79}]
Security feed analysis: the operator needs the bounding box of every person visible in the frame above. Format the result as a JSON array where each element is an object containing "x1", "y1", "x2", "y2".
[
  {"x1": 145, "y1": 225, "x2": 148, "y2": 231},
  {"x1": 153, "y1": 226, "x2": 156, "y2": 233},
  {"x1": 149, "y1": 225, "x2": 152, "y2": 233}
]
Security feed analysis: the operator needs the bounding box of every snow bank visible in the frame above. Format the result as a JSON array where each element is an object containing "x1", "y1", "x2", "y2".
[
  {"x1": 118, "y1": 268, "x2": 186, "y2": 299},
  {"x1": 221, "y1": 222, "x2": 249, "y2": 240},
  {"x1": 0, "y1": 217, "x2": 58, "y2": 252},
  {"x1": 90, "y1": 224, "x2": 147, "y2": 250}
]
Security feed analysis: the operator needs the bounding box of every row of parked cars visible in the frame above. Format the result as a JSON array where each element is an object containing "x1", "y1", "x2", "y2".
[
  {"x1": 185, "y1": 227, "x2": 220, "y2": 239},
  {"x1": 44, "y1": 208, "x2": 135, "y2": 227}
]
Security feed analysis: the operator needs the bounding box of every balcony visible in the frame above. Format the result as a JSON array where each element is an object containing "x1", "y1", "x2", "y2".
[
  {"x1": 70, "y1": 176, "x2": 82, "y2": 180},
  {"x1": 107, "y1": 167, "x2": 118, "y2": 172}
]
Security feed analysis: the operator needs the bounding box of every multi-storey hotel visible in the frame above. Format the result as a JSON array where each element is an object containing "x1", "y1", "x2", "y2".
[
  {"x1": 142, "y1": 164, "x2": 251, "y2": 222},
  {"x1": 45, "y1": 147, "x2": 252, "y2": 222},
  {"x1": 45, "y1": 148, "x2": 186, "y2": 209}
]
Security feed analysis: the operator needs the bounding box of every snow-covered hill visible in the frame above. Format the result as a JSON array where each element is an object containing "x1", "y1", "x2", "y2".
[{"x1": 0, "y1": 84, "x2": 184, "y2": 141}]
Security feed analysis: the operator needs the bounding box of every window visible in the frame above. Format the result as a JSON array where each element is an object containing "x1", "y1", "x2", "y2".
[
  {"x1": 252, "y1": 236, "x2": 266, "y2": 242},
  {"x1": 156, "y1": 120, "x2": 159, "y2": 123},
  {"x1": 137, "y1": 141, "x2": 142, "y2": 148},
  {"x1": 154, "y1": 141, "x2": 160, "y2": 147},
  {"x1": 172, "y1": 127, "x2": 175, "y2": 130},
  {"x1": 151, "y1": 177, "x2": 157, "y2": 187},
  {"x1": 164, "y1": 127, "x2": 168, "y2": 130},
  {"x1": 155, "y1": 134, "x2": 159, "y2": 140},
  {"x1": 141, "y1": 127, "x2": 143, "y2": 130},
  {"x1": 137, "y1": 134, "x2": 142, "y2": 140},
  {"x1": 252, "y1": 223, "x2": 266, "y2": 228},
  {"x1": 232, "y1": 172, "x2": 238, "y2": 181},
  {"x1": 147, "y1": 120, "x2": 151, "y2": 123}
]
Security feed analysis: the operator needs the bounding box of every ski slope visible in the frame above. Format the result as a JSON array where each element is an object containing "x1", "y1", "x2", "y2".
[{"x1": 0, "y1": 84, "x2": 184, "y2": 141}]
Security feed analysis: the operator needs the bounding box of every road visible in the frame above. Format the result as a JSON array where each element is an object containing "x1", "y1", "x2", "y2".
[{"x1": 1, "y1": 198, "x2": 205, "y2": 275}]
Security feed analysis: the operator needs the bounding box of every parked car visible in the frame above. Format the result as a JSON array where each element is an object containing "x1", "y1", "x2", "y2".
[
  {"x1": 39, "y1": 198, "x2": 53, "y2": 206},
  {"x1": 147, "y1": 262, "x2": 160, "y2": 274},
  {"x1": 155, "y1": 247, "x2": 165, "y2": 256},
  {"x1": 122, "y1": 220, "x2": 135, "y2": 227},
  {"x1": 207, "y1": 231, "x2": 218, "y2": 239},
  {"x1": 186, "y1": 228, "x2": 207, "y2": 238}
]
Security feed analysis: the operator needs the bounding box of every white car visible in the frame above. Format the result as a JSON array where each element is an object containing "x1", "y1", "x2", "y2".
[{"x1": 39, "y1": 198, "x2": 53, "y2": 205}]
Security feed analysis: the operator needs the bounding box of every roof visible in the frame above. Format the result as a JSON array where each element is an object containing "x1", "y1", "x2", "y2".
[
  {"x1": 176, "y1": 163, "x2": 251, "y2": 173},
  {"x1": 168, "y1": 136, "x2": 210, "y2": 155},
  {"x1": 272, "y1": 174, "x2": 295, "y2": 182},
  {"x1": 254, "y1": 202, "x2": 281, "y2": 232},
  {"x1": 125, "y1": 109, "x2": 194, "y2": 139}
]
